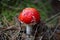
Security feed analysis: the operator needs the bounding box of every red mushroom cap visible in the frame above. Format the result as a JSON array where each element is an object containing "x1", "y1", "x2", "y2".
[{"x1": 18, "y1": 8, "x2": 40, "y2": 24}]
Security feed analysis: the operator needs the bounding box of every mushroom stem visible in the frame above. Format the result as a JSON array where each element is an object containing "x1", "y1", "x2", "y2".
[{"x1": 26, "y1": 25, "x2": 32, "y2": 35}]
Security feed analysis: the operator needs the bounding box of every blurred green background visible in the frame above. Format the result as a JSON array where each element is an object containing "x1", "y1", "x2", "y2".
[{"x1": 0, "y1": 0, "x2": 57, "y2": 26}]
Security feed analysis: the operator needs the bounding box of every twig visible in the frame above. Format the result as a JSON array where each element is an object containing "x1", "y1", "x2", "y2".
[
  {"x1": 46, "y1": 12, "x2": 60, "y2": 23},
  {"x1": 33, "y1": 23, "x2": 44, "y2": 40},
  {"x1": 2, "y1": 16, "x2": 10, "y2": 27},
  {"x1": 48, "y1": 16, "x2": 60, "y2": 40},
  {"x1": 49, "y1": 24, "x2": 59, "y2": 39},
  {"x1": 0, "y1": 25, "x2": 20, "y2": 31}
]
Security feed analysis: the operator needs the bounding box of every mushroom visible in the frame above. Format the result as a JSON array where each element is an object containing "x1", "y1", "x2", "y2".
[{"x1": 18, "y1": 8, "x2": 40, "y2": 35}]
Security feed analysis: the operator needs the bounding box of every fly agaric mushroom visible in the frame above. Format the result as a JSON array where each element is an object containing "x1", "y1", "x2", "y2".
[{"x1": 18, "y1": 8, "x2": 40, "y2": 35}]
